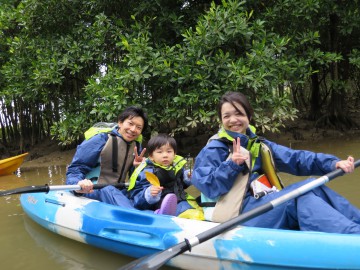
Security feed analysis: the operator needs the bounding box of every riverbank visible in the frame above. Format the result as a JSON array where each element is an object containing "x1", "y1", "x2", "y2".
[
  {"x1": 20, "y1": 118, "x2": 360, "y2": 169},
  {"x1": 21, "y1": 139, "x2": 76, "y2": 169}
]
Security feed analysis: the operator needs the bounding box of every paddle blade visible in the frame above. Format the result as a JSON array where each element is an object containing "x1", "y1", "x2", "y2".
[
  {"x1": 145, "y1": 172, "x2": 160, "y2": 187},
  {"x1": 119, "y1": 243, "x2": 186, "y2": 270}
]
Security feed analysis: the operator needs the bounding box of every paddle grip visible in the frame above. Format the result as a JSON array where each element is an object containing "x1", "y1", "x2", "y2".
[{"x1": 93, "y1": 183, "x2": 129, "y2": 190}]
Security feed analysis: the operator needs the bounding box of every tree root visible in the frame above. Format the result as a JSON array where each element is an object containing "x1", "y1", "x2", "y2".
[{"x1": 315, "y1": 114, "x2": 359, "y2": 131}]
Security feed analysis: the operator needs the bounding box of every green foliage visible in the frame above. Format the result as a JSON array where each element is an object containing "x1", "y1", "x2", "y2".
[
  {"x1": 349, "y1": 49, "x2": 360, "y2": 68},
  {"x1": 249, "y1": 0, "x2": 360, "y2": 118},
  {"x1": 0, "y1": 0, "x2": 359, "y2": 149},
  {"x1": 74, "y1": 0, "x2": 304, "y2": 140},
  {"x1": 50, "y1": 116, "x2": 87, "y2": 147}
]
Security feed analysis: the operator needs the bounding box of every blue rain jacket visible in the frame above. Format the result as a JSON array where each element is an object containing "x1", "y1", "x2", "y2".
[
  {"x1": 66, "y1": 127, "x2": 142, "y2": 185},
  {"x1": 192, "y1": 128, "x2": 360, "y2": 234},
  {"x1": 66, "y1": 132, "x2": 109, "y2": 185},
  {"x1": 65, "y1": 128, "x2": 142, "y2": 208}
]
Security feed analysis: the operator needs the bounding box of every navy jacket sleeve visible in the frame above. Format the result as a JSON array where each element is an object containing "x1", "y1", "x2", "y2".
[
  {"x1": 128, "y1": 169, "x2": 156, "y2": 210},
  {"x1": 191, "y1": 140, "x2": 246, "y2": 199},
  {"x1": 265, "y1": 140, "x2": 340, "y2": 176},
  {"x1": 66, "y1": 133, "x2": 108, "y2": 185}
]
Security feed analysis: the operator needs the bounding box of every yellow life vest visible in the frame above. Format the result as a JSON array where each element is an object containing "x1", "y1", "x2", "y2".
[
  {"x1": 201, "y1": 127, "x2": 283, "y2": 222},
  {"x1": 127, "y1": 155, "x2": 186, "y2": 191},
  {"x1": 216, "y1": 126, "x2": 283, "y2": 190},
  {"x1": 260, "y1": 142, "x2": 283, "y2": 190},
  {"x1": 128, "y1": 156, "x2": 205, "y2": 220}
]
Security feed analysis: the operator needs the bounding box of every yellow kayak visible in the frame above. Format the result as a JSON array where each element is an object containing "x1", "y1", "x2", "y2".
[{"x1": 0, "y1": 153, "x2": 28, "y2": 176}]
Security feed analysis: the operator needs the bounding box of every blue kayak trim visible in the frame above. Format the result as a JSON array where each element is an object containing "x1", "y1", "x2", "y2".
[{"x1": 20, "y1": 191, "x2": 360, "y2": 270}]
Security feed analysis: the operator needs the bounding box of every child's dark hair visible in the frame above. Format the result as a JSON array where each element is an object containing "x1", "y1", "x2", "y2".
[
  {"x1": 118, "y1": 106, "x2": 148, "y2": 132},
  {"x1": 147, "y1": 134, "x2": 177, "y2": 155},
  {"x1": 217, "y1": 91, "x2": 254, "y2": 123}
]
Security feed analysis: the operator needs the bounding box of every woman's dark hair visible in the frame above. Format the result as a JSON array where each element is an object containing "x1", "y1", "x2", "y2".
[
  {"x1": 217, "y1": 91, "x2": 254, "y2": 123},
  {"x1": 147, "y1": 134, "x2": 177, "y2": 155},
  {"x1": 118, "y1": 106, "x2": 148, "y2": 132}
]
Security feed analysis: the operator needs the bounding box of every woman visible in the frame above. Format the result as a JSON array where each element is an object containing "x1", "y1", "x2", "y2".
[
  {"x1": 66, "y1": 106, "x2": 148, "y2": 207},
  {"x1": 191, "y1": 91, "x2": 359, "y2": 234}
]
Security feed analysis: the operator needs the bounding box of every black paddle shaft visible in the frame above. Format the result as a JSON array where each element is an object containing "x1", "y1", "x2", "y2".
[
  {"x1": 0, "y1": 185, "x2": 50, "y2": 196},
  {"x1": 0, "y1": 183, "x2": 127, "y2": 196}
]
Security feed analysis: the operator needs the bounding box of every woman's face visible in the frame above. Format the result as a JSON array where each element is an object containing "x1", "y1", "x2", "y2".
[
  {"x1": 221, "y1": 102, "x2": 249, "y2": 134},
  {"x1": 118, "y1": 116, "x2": 144, "y2": 142}
]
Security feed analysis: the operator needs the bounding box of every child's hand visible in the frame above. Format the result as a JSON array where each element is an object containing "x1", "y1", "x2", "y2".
[
  {"x1": 183, "y1": 169, "x2": 192, "y2": 186},
  {"x1": 150, "y1": 185, "x2": 163, "y2": 197}
]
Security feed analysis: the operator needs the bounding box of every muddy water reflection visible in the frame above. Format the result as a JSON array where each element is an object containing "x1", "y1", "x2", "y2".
[
  {"x1": 278, "y1": 138, "x2": 360, "y2": 208},
  {"x1": 0, "y1": 165, "x2": 175, "y2": 270},
  {"x1": 0, "y1": 137, "x2": 360, "y2": 270}
]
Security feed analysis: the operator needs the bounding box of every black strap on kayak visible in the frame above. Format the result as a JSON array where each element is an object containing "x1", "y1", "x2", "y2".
[
  {"x1": 111, "y1": 133, "x2": 142, "y2": 180},
  {"x1": 111, "y1": 134, "x2": 118, "y2": 172},
  {"x1": 195, "y1": 195, "x2": 216, "y2": 207}
]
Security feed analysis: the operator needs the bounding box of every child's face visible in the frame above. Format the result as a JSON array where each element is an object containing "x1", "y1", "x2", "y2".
[{"x1": 149, "y1": 143, "x2": 175, "y2": 167}]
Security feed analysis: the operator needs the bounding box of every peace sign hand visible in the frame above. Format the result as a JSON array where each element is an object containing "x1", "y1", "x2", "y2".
[
  {"x1": 232, "y1": 137, "x2": 249, "y2": 165},
  {"x1": 134, "y1": 146, "x2": 146, "y2": 167}
]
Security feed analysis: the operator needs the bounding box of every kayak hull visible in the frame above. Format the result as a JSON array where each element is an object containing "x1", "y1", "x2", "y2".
[
  {"x1": 0, "y1": 153, "x2": 28, "y2": 176},
  {"x1": 20, "y1": 190, "x2": 360, "y2": 270}
]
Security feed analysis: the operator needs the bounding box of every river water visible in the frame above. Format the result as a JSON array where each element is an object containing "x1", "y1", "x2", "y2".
[{"x1": 0, "y1": 137, "x2": 360, "y2": 270}]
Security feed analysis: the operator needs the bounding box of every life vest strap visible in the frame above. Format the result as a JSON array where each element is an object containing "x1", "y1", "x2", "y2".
[{"x1": 195, "y1": 196, "x2": 216, "y2": 207}]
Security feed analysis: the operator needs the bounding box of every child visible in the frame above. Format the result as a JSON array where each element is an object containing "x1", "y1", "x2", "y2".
[{"x1": 127, "y1": 134, "x2": 193, "y2": 216}]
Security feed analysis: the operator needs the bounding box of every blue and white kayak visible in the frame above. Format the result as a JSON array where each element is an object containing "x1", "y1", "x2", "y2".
[{"x1": 20, "y1": 191, "x2": 360, "y2": 270}]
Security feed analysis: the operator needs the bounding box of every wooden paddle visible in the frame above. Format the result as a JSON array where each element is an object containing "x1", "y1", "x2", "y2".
[
  {"x1": 0, "y1": 183, "x2": 128, "y2": 196},
  {"x1": 119, "y1": 159, "x2": 360, "y2": 270}
]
